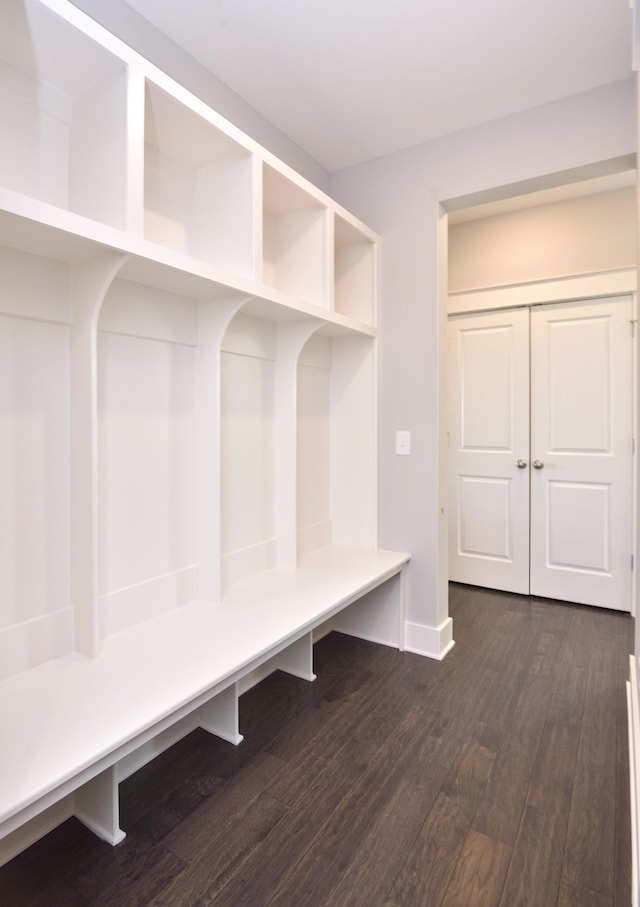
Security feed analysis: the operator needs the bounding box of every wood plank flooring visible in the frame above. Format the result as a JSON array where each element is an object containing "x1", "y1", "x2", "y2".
[{"x1": 0, "y1": 584, "x2": 633, "y2": 906}]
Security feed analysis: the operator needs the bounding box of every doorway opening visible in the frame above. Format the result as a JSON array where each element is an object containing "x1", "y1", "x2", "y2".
[{"x1": 440, "y1": 157, "x2": 638, "y2": 613}]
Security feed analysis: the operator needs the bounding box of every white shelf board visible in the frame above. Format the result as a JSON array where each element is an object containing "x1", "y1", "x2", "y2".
[
  {"x1": 239, "y1": 295, "x2": 376, "y2": 336},
  {"x1": 315, "y1": 316, "x2": 377, "y2": 339},
  {"x1": 0, "y1": 190, "x2": 119, "y2": 264},
  {"x1": 0, "y1": 546, "x2": 408, "y2": 827},
  {"x1": 0, "y1": 190, "x2": 377, "y2": 335}
]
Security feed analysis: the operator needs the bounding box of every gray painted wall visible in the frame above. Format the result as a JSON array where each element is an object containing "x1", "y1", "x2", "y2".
[{"x1": 330, "y1": 78, "x2": 636, "y2": 640}]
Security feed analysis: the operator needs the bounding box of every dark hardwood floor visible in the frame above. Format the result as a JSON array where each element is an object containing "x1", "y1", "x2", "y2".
[{"x1": 1, "y1": 584, "x2": 633, "y2": 905}]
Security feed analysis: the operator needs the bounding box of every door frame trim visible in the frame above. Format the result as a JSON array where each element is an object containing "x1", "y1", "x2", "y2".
[{"x1": 448, "y1": 267, "x2": 636, "y2": 316}]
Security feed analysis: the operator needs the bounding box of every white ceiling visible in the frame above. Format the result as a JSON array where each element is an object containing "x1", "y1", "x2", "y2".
[{"x1": 123, "y1": 0, "x2": 634, "y2": 173}]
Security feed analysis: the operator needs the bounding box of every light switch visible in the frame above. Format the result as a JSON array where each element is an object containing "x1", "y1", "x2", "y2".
[{"x1": 396, "y1": 430, "x2": 411, "y2": 455}]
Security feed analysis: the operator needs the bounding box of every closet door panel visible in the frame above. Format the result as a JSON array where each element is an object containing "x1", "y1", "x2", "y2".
[
  {"x1": 529, "y1": 298, "x2": 632, "y2": 610},
  {"x1": 448, "y1": 309, "x2": 530, "y2": 593}
]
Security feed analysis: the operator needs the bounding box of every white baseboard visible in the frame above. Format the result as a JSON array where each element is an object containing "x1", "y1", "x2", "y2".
[
  {"x1": 628, "y1": 655, "x2": 640, "y2": 907},
  {"x1": 404, "y1": 617, "x2": 455, "y2": 660},
  {"x1": 222, "y1": 539, "x2": 277, "y2": 589},
  {"x1": 99, "y1": 566, "x2": 198, "y2": 639},
  {"x1": 0, "y1": 608, "x2": 74, "y2": 682}
]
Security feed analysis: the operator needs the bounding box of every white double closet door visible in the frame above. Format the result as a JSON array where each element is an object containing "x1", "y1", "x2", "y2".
[{"x1": 448, "y1": 296, "x2": 633, "y2": 611}]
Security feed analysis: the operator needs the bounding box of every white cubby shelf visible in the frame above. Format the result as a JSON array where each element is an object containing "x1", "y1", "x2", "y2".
[{"x1": 0, "y1": 0, "x2": 409, "y2": 867}]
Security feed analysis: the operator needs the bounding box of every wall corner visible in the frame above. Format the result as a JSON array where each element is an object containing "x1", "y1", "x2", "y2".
[{"x1": 404, "y1": 617, "x2": 455, "y2": 661}]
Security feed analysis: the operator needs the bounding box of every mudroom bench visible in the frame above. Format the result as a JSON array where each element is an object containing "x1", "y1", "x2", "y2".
[{"x1": 0, "y1": 548, "x2": 408, "y2": 865}]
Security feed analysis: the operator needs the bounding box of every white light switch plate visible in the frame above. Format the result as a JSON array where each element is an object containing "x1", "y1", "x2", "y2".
[{"x1": 396, "y1": 430, "x2": 411, "y2": 455}]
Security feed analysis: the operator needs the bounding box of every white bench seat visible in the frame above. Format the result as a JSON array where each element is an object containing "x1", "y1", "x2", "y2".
[{"x1": 0, "y1": 547, "x2": 408, "y2": 865}]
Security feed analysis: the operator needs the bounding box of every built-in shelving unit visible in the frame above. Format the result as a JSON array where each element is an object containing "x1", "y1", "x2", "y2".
[{"x1": 0, "y1": 0, "x2": 409, "y2": 866}]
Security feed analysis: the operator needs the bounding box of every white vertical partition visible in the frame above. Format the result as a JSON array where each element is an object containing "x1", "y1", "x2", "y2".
[
  {"x1": 252, "y1": 158, "x2": 265, "y2": 284},
  {"x1": 125, "y1": 65, "x2": 147, "y2": 237},
  {"x1": 70, "y1": 252, "x2": 129, "y2": 658},
  {"x1": 274, "y1": 320, "x2": 323, "y2": 568}
]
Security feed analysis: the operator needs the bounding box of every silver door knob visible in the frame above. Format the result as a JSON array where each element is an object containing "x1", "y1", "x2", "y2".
[
  {"x1": 533, "y1": 459, "x2": 544, "y2": 469},
  {"x1": 516, "y1": 459, "x2": 527, "y2": 469}
]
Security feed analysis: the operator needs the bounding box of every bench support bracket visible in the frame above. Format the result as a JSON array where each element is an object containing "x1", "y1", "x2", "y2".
[
  {"x1": 74, "y1": 766, "x2": 125, "y2": 846},
  {"x1": 199, "y1": 683, "x2": 244, "y2": 745}
]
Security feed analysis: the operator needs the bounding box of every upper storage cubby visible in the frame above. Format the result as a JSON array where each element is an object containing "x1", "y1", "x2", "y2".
[
  {"x1": 144, "y1": 81, "x2": 255, "y2": 276},
  {"x1": 0, "y1": 0, "x2": 128, "y2": 228},
  {"x1": 334, "y1": 215, "x2": 377, "y2": 325},
  {"x1": 262, "y1": 164, "x2": 328, "y2": 308}
]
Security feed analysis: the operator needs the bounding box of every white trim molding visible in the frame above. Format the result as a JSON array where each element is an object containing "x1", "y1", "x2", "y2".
[
  {"x1": 628, "y1": 654, "x2": 640, "y2": 907},
  {"x1": 404, "y1": 617, "x2": 455, "y2": 660},
  {"x1": 448, "y1": 268, "x2": 637, "y2": 315}
]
